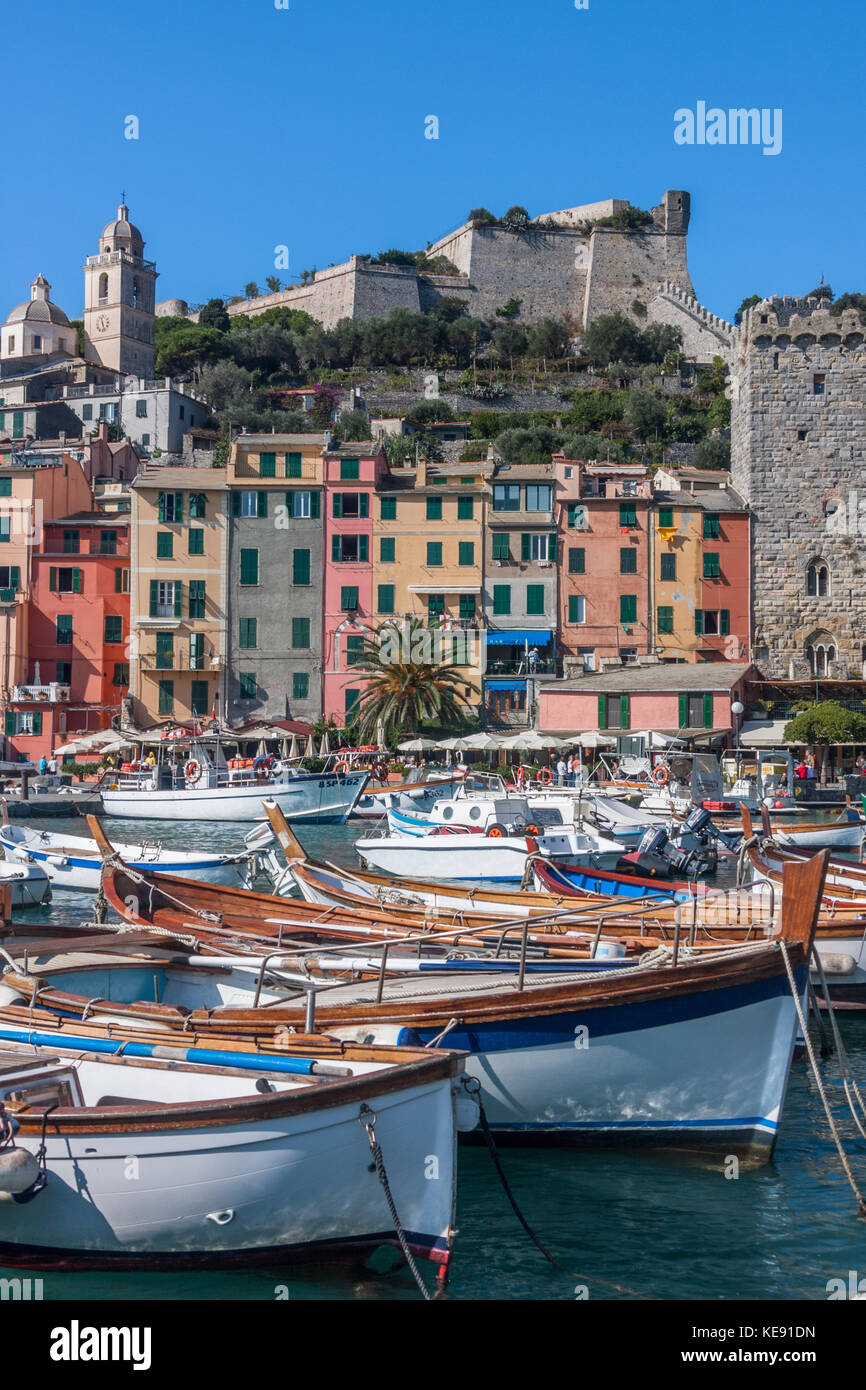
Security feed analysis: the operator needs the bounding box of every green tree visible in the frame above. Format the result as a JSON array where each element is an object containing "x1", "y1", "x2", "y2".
[
  {"x1": 503, "y1": 205, "x2": 531, "y2": 231},
  {"x1": 582, "y1": 312, "x2": 645, "y2": 366},
  {"x1": 467, "y1": 207, "x2": 497, "y2": 226},
  {"x1": 693, "y1": 436, "x2": 731, "y2": 470},
  {"x1": 154, "y1": 318, "x2": 228, "y2": 375},
  {"x1": 526, "y1": 318, "x2": 571, "y2": 360},
  {"x1": 784, "y1": 702, "x2": 866, "y2": 785},
  {"x1": 334, "y1": 408, "x2": 370, "y2": 442},
  {"x1": 350, "y1": 618, "x2": 478, "y2": 740},
  {"x1": 265, "y1": 276, "x2": 282, "y2": 294},
  {"x1": 494, "y1": 321, "x2": 528, "y2": 363},
  {"x1": 199, "y1": 299, "x2": 230, "y2": 332},
  {"x1": 734, "y1": 294, "x2": 762, "y2": 326},
  {"x1": 244, "y1": 282, "x2": 260, "y2": 299},
  {"x1": 624, "y1": 388, "x2": 667, "y2": 441}
]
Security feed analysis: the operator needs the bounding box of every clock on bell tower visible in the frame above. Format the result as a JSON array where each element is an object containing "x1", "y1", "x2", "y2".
[{"x1": 83, "y1": 202, "x2": 158, "y2": 376}]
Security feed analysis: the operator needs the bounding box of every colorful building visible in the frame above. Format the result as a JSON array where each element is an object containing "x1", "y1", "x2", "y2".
[
  {"x1": 651, "y1": 488, "x2": 750, "y2": 663},
  {"x1": 5, "y1": 513, "x2": 130, "y2": 761},
  {"x1": 226, "y1": 433, "x2": 326, "y2": 725},
  {"x1": 129, "y1": 465, "x2": 228, "y2": 725},
  {"x1": 322, "y1": 443, "x2": 387, "y2": 722},
  {"x1": 555, "y1": 457, "x2": 651, "y2": 676}
]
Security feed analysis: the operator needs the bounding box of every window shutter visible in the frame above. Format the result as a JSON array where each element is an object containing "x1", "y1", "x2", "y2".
[
  {"x1": 678, "y1": 692, "x2": 688, "y2": 729},
  {"x1": 174, "y1": 581, "x2": 183, "y2": 618},
  {"x1": 158, "y1": 492, "x2": 166, "y2": 523},
  {"x1": 620, "y1": 694, "x2": 629, "y2": 729},
  {"x1": 114, "y1": 567, "x2": 122, "y2": 593},
  {"x1": 703, "y1": 694, "x2": 713, "y2": 728},
  {"x1": 175, "y1": 495, "x2": 183, "y2": 523},
  {"x1": 10, "y1": 566, "x2": 19, "y2": 591},
  {"x1": 720, "y1": 609, "x2": 730, "y2": 635},
  {"x1": 72, "y1": 568, "x2": 81, "y2": 593},
  {"x1": 257, "y1": 491, "x2": 268, "y2": 518},
  {"x1": 598, "y1": 693, "x2": 607, "y2": 729},
  {"x1": 310, "y1": 490, "x2": 320, "y2": 519},
  {"x1": 694, "y1": 609, "x2": 704, "y2": 635},
  {"x1": 32, "y1": 712, "x2": 42, "y2": 736},
  {"x1": 4, "y1": 712, "x2": 14, "y2": 735},
  {"x1": 360, "y1": 493, "x2": 369, "y2": 518},
  {"x1": 232, "y1": 491, "x2": 241, "y2": 516},
  {"x1": 333, "y1": 493, "x2": 342, "y2": 518},
  {"x1": 49, "y1": 567, "x2": 57, "y2": 592},
  {"x1": 521, "y1": 533, "x2": 530, "y2": 562},
  {"x1": 549, "y1": 532, "x2": 557, "y2": 561},
  {"x1": 359, "y1": 535, "x2": 369, "y2": 562},
  {"x1": 149, "y1": 580, "x2": 158, "y2": 617},
  {"x1": 331, "y1": 535, "x2": 340, "y2": 562}
]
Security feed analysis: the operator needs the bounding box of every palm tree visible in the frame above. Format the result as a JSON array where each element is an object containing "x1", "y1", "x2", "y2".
[{"x1": 349, "y1": 618, "x2": 478, "y2": 741}]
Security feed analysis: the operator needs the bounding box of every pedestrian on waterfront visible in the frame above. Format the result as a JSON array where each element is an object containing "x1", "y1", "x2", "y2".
[
  {"x1": 48, "y1": 755, "x2": 57, "y2": 776},
  {"x1": 556, "y1": 755, "x2": 568, "y2": 787},
  {"x1": 39, "y1": 754, "x2": 48, "y2": 776}
]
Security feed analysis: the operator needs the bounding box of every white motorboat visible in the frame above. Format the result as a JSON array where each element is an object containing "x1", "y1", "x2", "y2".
[
  {"x1": 0, "y1": 1034, "x2": 470, "y2": 1273},
  {"x1": 355, "y1": 825, "x2": 624, "y2": 882},
  {"x1": 0, "y1": 823, "x2": 252, "y2": 893},
  {"x1": 0, "y1": 860, "x2": 51, "y2": 908}
]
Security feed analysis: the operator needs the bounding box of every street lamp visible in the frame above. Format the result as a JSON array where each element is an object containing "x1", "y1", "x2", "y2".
[{"x1": 731, "y1": 700, "x2": 744, "y2": 761}]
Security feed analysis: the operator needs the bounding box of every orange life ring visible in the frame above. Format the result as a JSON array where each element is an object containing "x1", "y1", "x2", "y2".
[
  {"x1": 185, "y1": 759, "x2": 200, "y2": 783},
  {"x1": 336, "y1": 760, "x2": 350, "y2": 774},
  {"x1": 538, "y1": 768, "x2": 553, "y2": 785},
  {"x1": 525, "y1": 822, "x2": 542, "y2": 836},
  {"x1": 653, "y1": 767, "x2": 669, "y2": 786}
]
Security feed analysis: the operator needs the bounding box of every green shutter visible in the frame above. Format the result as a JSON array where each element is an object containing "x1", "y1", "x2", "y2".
[
  {"x1": 175, "y1": 495, "x2": 183, "y2": 523},
  {"x1": 549, "y1": 532, "x2": 557, "y2": 561},
  {"x1": 331, "y1": 536, "x2": 341, "y2": 562},
  {"x1": 240, "y1": 550, "x2": 258, "y2": 585},
  {"x1": 458, "y1": 541, "x2": 474, "y2": 566},
  {"x1": 333, "y1": 493, "x2": 342, "y2": 518},
  {"x1": 32, "y1": 712, "x2": 42, "y2": 736},
  {"x1": 521, "y1": 533, "x2": 530, "y2": 562},
  {"x1": 257, "y1": 491, "x2": 268, "y2": 518},
  {"x1": 174, "y1": 581, "x2": 182, "y2": 617},
  {"x1": 658, "y1": 507, "x2": 673, "y2": 528},
  {"x1": 378, "y1": 584, "x2": 395, "y2": 614},
  {"x1": 49, "y1": 567, "x2": 57, "y2": 592},
  {"x1": 9, "y1": 566, "x2": 19, "y2": 591},
  {"x1": 720, "y1": 609, "x2": 730, "y2": 636},
  {"x1": 492, "y1": 584, "x2": 511, "y2": 616},
  {"x1": 380, "y1": 496, "x2": 396, "y2": 520},
  {"x1": 620, "y1": 594, "x2": 636, "y2": 624},
  {"x1": 620, "y1": 695, "x2": 629, "y2": 729},
  {"x1": 293, "y1": 549, "x2": 310, "y2": 585},
  {"x1": 598, "y1": 693, "x2": 607, "y2": 729},
  {"x1": 360, "y1": 494, "x2": 369, "y2": 519},
  {"x1": 149, "y1": 580, "x2": 158, "y2": 617},
  {"x1": 286, "y1": 453, "x2": 302, "y2": 478},
  {"x1": 526, "y1": 584, "x2": 544, "y2": 615},
  {"x1": 380, "y1": 537, "x2": 395, "y2": 563},
  {"x1": 310, "y1": 490, "x2": 320, "y2": 519},
  {"x1": 678, "y1": 692, "x2": 688, "y2": 729},
  {"x1": 358, "y1": 535, "x2": 368, "y2": 562},
  {"x1": 457, "y1": 496, "x2": 473, "y2": 520},
  {"x1": 115, "y1": 567, "x2": 123, "y2": 593},
  {"x1": 568, "y1": 547, "x2": 584, "y2": 574},
  {"x1": 232, "y1": 491, "x2": 241, "y2": 516},
  {"x1": 260, "y1": 452, "x2": 276, "y2": 477},
  {"x1": 72, "y1": 568, "x2": 81, "y2": 594},
  {"x1": 703, "y1": 693, "x2": 713, "y2": 728},
  {"x1": 158, "y1": 491, "x2": 166, "y2": 523},
  {"x1": 694, "y1": 609, "x2": 704, "y2": 635},
  {"x1": 4, "y1": 712, "x2": 14, "y2": 735}
]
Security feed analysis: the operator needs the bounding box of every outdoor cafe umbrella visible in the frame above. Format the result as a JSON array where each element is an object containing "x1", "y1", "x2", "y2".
[
  {"x1": 304, "y1": 734, "x2": 316, "y2": 758},
  {"x1": 575, "y1": 730, "x2": 618, "y2": 749},
  {"x1": 398, "y1": 737, "x2": 438, "y2": 752},
  {"x1": 318, "y1": 731, "x2": 331, "y2": 758}
]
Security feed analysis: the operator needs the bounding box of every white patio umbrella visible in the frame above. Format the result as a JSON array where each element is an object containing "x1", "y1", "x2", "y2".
[
  {"x1": 318, "y1": 731, "x2": 331, "y2": 757},
  {"x1": 462, "y1": 733, "x2": 501, "y2": 750},
  {"x1": 286, "y1": 734, "x2": 299, "y2": 760},
  {"x1": 304, "y1": 734, "x2": 316, "y2": 757},
  {"x1": 575, "y1": 730, "x2": 618, "y2": 749},
  {"x1": 398, "y1": 737, "x2": 438, "y2": 752}
]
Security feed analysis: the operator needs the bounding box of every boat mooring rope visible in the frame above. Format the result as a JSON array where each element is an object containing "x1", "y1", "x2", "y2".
[
  {"x1": 357, "y1": 1103, "x2": 434, "y2": 1301},
  {"x1": 810, "y1": 950, "x2": 866, "y2": 1144},
  {"x1": 779, "y1": 942, "x2": 866, "y2": 1218}
]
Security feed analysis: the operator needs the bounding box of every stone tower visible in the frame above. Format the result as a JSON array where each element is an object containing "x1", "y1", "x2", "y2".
[
  {"x1": 730, "y1": 296, "x2": 866, "y2": 678},
  {"x1": 83, "y1": 204, "x2": 158, "y2": 376}
]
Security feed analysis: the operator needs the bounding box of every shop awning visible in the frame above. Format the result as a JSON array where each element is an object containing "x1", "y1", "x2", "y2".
[
  {"x1": 486, "y1": 630, "x2": 552, "y2": 647},
  {"x1": 485, "y1": 679, "x2": 527, "y2": 691}
]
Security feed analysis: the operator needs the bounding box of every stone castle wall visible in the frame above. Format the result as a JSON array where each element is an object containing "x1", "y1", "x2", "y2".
[{"x1": 730, "y1": 297, "x2": 866, "y2": 677}]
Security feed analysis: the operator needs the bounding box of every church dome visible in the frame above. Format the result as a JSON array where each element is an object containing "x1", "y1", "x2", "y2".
[
  {"x1": 4, "y1": 275, "x2": 71, "y2": 328},
  {"x1": 101, "y1": 204, "x2": 144, "y2": 249}
]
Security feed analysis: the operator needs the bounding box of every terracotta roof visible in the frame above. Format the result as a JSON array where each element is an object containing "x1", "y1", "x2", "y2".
[{"x1": 548, "y1": 662, "x2": 755, "y2": 693}]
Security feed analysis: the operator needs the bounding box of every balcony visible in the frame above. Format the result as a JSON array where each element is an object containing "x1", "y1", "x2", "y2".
[
  {"x1": 12, "y1": 684, "x2": 70, "y2": 704},
  {"x1": 144, "y1": 650, "x2": 218, "y2": 672},
  {"x1": 484, "y1": 658, "x2": 561, "y2": 677}
]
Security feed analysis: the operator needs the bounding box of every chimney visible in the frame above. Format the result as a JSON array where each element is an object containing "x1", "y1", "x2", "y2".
[{"x1": 97, "y1": 421, "x2": 109, "y2": 442}]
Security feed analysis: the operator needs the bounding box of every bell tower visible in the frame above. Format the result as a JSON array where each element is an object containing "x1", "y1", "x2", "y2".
[{"x1": 83, "y1": 203, "x2": 158, "y2": 376}]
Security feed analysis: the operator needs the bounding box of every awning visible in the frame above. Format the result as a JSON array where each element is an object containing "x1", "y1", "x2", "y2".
[
  {"x1": 486, "y1": 630, "x2": 552, "y2": 647},
  {"x1": 739, "y1": 719, "x2": 794, "y2": 748},
  {"x1": 485, "y1": 679, "x2": 527, "y2": 691}
]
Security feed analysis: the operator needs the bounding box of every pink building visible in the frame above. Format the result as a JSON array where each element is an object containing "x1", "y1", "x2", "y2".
[
  {"x1": 321, "y1": 443, "x2": 387, "y2": 723},
  {"x1": 538, "y1": 663, "x2": 757, "y2": 745}
]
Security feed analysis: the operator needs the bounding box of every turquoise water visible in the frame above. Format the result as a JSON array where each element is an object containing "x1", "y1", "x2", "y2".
[{"x1": 3, "y1": 814, "x2": 866, "y2": 1302}]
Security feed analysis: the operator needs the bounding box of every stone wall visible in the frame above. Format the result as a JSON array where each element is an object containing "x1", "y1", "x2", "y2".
[
  {"x1": 646, "y1": 282, "x2": 736, "y2": 364},
  {"x1": 730, "y1": 297, "x2": 866, "y2": 677}
]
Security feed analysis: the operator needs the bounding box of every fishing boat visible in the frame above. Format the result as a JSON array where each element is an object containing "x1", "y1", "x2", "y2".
[
  {"x1": 66, "y1": 848, "x2": 830, "y2": 1160},
  {"x1": 0, "y1": 861, "x2": 51, "y2": 908},
  {"x1": 0, "y1": 1034, "x2": 470, "y2": 1274},
  {"x1": 355, "y1": 824, "x2": 624, "y2": 882},
  {"x1": 99, "y1": 734, "x2": 368, "y2": 823},
  {"x1": 762, "y1": 801, "x2": 865, "y2": 851},
  {"x1": 0, "y1": 822, "x2": 254, "y2": 892}
]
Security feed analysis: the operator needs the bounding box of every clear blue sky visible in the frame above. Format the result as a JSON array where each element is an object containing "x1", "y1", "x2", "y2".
[{"x1": 3, "y1": 0, "x2": 862, "y2": 325}]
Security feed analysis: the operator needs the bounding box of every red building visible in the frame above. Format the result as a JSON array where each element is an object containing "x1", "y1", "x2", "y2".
[{"x1": 5, "y1": 512, "x2": 130, "y2": 761}]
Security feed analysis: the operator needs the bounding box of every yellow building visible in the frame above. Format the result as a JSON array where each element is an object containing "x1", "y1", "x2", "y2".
[
  {"x1": 129, "y1": 465, "x2": 228, "y2": 724},
  {"x1": 373, "y1": 460, "x2": 488, "y2": 709}
]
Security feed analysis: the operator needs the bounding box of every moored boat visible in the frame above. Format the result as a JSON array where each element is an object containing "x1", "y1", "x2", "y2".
[{"x1": 0, "y1": 822, "x2": 253, "y2": 892}]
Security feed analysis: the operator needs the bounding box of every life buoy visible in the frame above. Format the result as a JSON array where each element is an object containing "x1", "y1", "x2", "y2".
[
  {"x1": 486, "y1": 823, "x2": 507, "y2": 838},
  {"x1": 253, "y1": 756, "x2": 270, "y2": 783},
  {"x1": 335, "y1": 760, "x2": 350, "y2": 775},
  {"x1": 525, "y1": 822, "x2": 541, "y2": 836},
  {"x1": 538, "y1": 768, "x2": 553, "y2": 785},
  {"x1": 653, "y1": 767, "x2": 669, "y2": 786},
  {"x1": 185, "y1": 760, "x2": 201, "y2": 784}
]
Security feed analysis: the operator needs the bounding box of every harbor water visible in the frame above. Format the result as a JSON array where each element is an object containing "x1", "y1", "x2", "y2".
[{"x1": 3, "y1": 813, "x2": 866, "y2": 1302}]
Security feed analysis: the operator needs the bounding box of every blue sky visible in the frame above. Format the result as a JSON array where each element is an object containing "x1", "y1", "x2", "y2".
[{"x1": 3, "y1": 0, "x2": 862, "y2": 326}]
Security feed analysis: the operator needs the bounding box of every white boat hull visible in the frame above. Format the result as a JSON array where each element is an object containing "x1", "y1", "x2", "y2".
[
  {"x1": 0, "y1": 863, "x2": 51, "y2": 908},
  {"x1": 101, "y1": 772, "x2": 368, "y2": 824},
  {"x1": 0, "y1": 826, "x2": 243, "y2": 893}
]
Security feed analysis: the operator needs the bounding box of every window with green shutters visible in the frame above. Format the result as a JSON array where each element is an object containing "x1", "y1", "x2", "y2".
[
  {"x1": 155, "y1": 631, "x2": 174, "y2": 669},
  {"x1": 344, "y1": 687, "x2": 360, "y2": 716},
  {"x1": 104, "y1": 615, "x2": 122, "y2": 644},
  {"x1": 292, "y1": 548, "x2": 311, "y2": 585},
  {"x1": 568, "y1": 594, "x2": 585, "y2": 624},
  {"x1": 0, "y1": 478, "x2": 10, "y2": 498},
  {"x1": 720, "y1": 609, "x2": 730, "y2": 635},
  {"x1": 189, "y1": 493, "x2": 206, "y2": 519},
  {"x1": 286, "y1": 453, "x2": 302, "y2": 478},
  {"x1": 100, "y1": 530, "x2": 118, "y2": 555},
  {"x1": 240, "y1": 549, "x2": 259, "y2": 585},
  {"x1": 346, "y1": 634, "x2": 364, "y2": 667},
  {"x1": 239, "y1": 617, "x2": 257, "y2": 649},
  {"x1": 620, "y1": 547, "x2": 637, "y2": 574},
  {"x1": 158, "y1": 680, "x2": 174, "y2": 716},
  {"x1": 111, "y1": 663, "x2": 128, "y2": 687},
  {"x1": 331, "y1": 535, "x2": 368, "y2": 562},
  {"x1": 292, "y1": 672, "x2": 309, "y2": 700},
  {"x1": 703, "y1": 513, "x2": 720, "y2": 539},
  {"x1": 619, "y1": 694, "x2": 630, "y2": 729},
  {"x1": 188, "y1": 581, "x2": 206, "y2": 619},
  {"x1": 341, "y1": 586, "x2": 359, "y2": 611},
  {"x1": 259, "y1": 452, "x2": 276, "y2": 478},
  {"x1": 598, "y1": 693, "x2": 607, "y2": 729},
  {"x1": 492, "y1": 584, "x2": 511, "y2": 615},
  {"x1": 620, "y1": 594, "x2": 637, "y2": 624},
  {"x1": 703, "y1": 552, "x2": 720, "y2": 579},
  {"x1": 292, "y1": 617, "x2": 310, "y2": 648},
  {"x1": 49, "y1": 567, "x2": 82, "y2": 594},
  {"x1": 619, "y1": 503, "x2": 637, "y2": 527},
  {"x1": 657, "y1": 605, "x2": 674, "y2": 634},
  {"x1": 567, "y1": 502, "x2": 586, "y2": 528},
  {"x1": 457, "y1": 496, "x2": 473, "y2": 521},
  {"x1": 427, "y1": 594, "x2": 445, "y2": 617},
  {"x1": 657, "y1": 507, "x2": 674, "y2": 528},
  {"x1": 0, "y1": 518, "x2": 10, "y2": 543},
  {"x1": 332, "y1": 493, "x2": 368, "y2": 518},
  {"x1": 189, "y1": 634, "x2": 205, "y2": 670},
  {"x1": 377, "y1": 584, "x2": 395, "y2": 614},
  {"x1": 188, "y1": 529, "x2": 204, "y2": 555},
  {"x1": 568, "y1": 547, "x2": 585, "y2": 574},
  {"x1": 56, "y1": 615, "x2": 72, "y2": 646},
  {"x1": 492, "y1": 533, "x2": 510, "y2": 562},
  {"x1": 660, "y1": 552, "x2": 676, "y2": 581},
  {"x1": 62, "y1": 529, "x2": 80, "y2": 554},
  {"x1": 114, "y1": 567, "x2": 126, "y2": 593},
  {"x1": 157, "y1": 531, "x2": 173, "y2": 559},
  {"x1": 703, "y1": 693, "x2": 713, "y2": 727},
  {"x1": 158, "y1": 492, "x2": 182, "y2": 523},
  {"x1": 427, "y1": 542, "x2": 442, "y2": 567},
  {"x1": 426, "y1": 497, "x2": 442, "y2": 522},
  {"x1": 380, "y1": 537, "x2": 395, "y2": 563},
  {"x1": 190, "y1": 679, "x2": 209, "y2": 714},
  {"x1": 526, "y1": 584, "x2": 545, "y2": 615},
  {"x1": 286, "y1": 490, "x2": 320, "y2": 519},
  {"x1": 380, "y1": 496, "x2": 397, "y2": 520},
  {"x1": 459, "y1": 593, "x2": 475, "y2": 620},
  {"x1": 340, "y1": 459, "x2": 360, "y2": 480},
  {"x1": 12, "y1": 412, "x2": 23, "y2": 438},
  {"x1": 233, "y1": 491, "x2": 268, "y2": 518},
  {"x1": 458, "y1": 541, "x2": 474, "y2": 567},
  {"x1": 239, "y1": 672, "x2": 256, "y2": 699}
]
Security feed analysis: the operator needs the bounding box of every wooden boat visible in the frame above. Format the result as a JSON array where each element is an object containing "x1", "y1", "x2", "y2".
[
  {"x1": 760, "y1": 799, "x2": 864, "y2": 851},
  {"x1": 0, "y1": 1033, "x2": 469, "y2": 1273},
  {"x1": 77, "y1": 825, "x2": 830, "y2": 1159}
]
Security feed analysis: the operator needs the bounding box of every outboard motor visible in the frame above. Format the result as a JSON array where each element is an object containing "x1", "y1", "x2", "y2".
[
  {"x1": 678, "y1": 803, "x2": 740, "y2": 853},
  {"x1": 618, "y1": 825, "x2": 676, "y2": 878}
]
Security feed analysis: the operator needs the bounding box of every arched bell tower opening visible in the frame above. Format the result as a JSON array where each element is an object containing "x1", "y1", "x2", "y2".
[{"x1": 83, "y1": 202, "x2": 158, "y2": 376}]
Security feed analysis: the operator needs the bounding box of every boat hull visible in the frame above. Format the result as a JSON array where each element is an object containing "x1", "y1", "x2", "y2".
[
  {"x1": 0, "y1": 827, "x2": 242, "y2": 892},
  {"x1": 101, "y1": 772, "x2": 368, "y2": 823}
]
